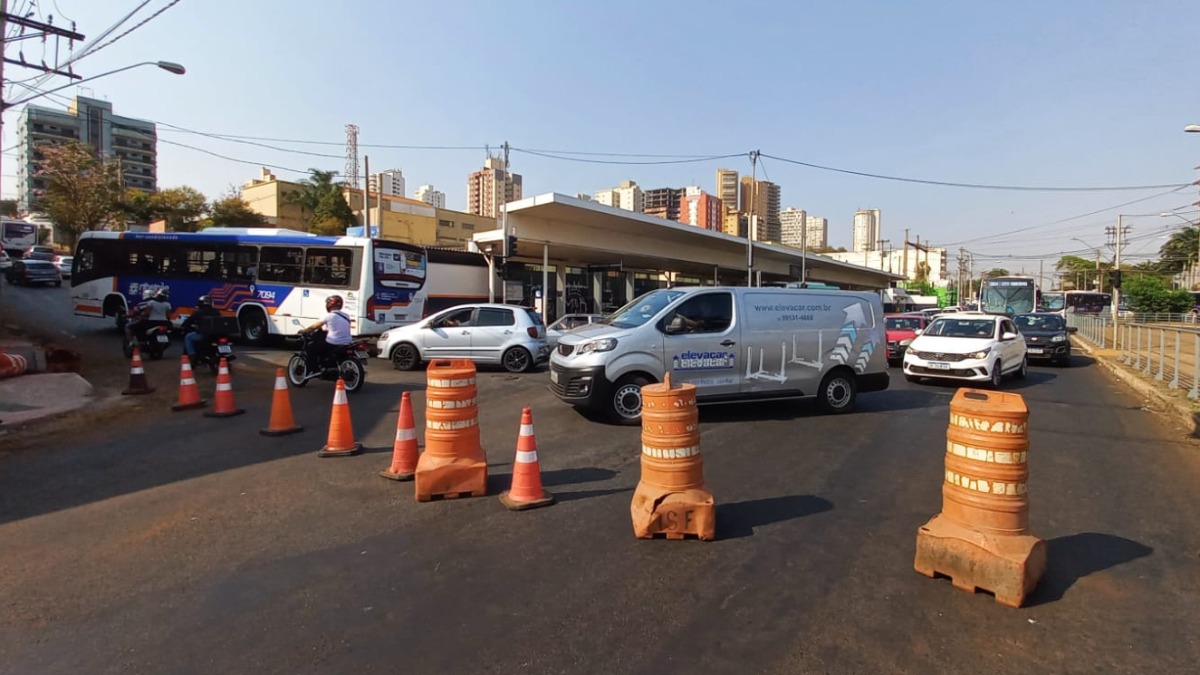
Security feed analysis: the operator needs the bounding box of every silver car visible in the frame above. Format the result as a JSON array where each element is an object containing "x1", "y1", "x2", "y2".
[
  {"x1": 545, "y1": 313, "x2": 604, "y2": 348},
  {"x1": 377, "y1": 303, "x2": 550, "y2": 373}
]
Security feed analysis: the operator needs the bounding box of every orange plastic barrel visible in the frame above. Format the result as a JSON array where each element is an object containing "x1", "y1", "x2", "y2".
[
  {"x1": 630, "y1": 374, "x2": 715, "y2": 540},
  {"x1": 941, "y1": 388, "x2": 1030, "y2": 535},
  {"x1": 414, "y1": 359, "x2": 488, "y2": 501}
]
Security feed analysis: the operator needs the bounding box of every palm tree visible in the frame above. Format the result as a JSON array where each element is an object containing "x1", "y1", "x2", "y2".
[
  {"x1": 1159, "y1": 226, "x2": 1200, "y2": 274},
  {"x1": 284, "y1": 169, "x2": 341, "y2": 225}
]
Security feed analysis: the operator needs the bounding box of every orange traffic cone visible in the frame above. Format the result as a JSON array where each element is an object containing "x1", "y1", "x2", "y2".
[
  {"x1": 380, "y1": 392, "x2": 418, "y2": 480},
  {"x1": 171, "y1": 355, "x2": 206, "y2": 411},
  {"x1": 318, "y1": 378, "x2": 362, "y2": 457},
  {"x1": 121, "y1": 347, "x2": 154, "y2": 395},
  {"x1": 260, "y1": 367, "x2": 303, "y2": 436},
  {"x1": 499, "y1": 407, "x2": 555, "y2": 510},
  {"x1": 203, "y1": 357, "x2": 244, "y2": 418}
]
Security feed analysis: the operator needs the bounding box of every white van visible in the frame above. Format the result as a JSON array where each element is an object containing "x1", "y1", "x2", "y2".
[{"x1": 549, "y1": 286, "x2": 890, "y2": 424}]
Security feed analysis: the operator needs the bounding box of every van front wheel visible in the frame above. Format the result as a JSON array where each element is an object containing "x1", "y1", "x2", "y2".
[
  {"x1": 817, "y1": 369, "x2": 857, "y2": 414},
  {"x1": 608, "y1": 374, "x2": 649, "y2": 426}
]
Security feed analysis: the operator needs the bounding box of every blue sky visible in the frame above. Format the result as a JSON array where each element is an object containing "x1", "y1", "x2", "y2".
[{"x1": 3, "y1": 0, "x2": 1199, "y2": 269}]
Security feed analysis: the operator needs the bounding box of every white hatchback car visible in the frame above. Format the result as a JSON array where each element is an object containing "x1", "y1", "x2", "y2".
[
  {"x1": 903, "y1": 312, "x2": 1027, "y2": 388},
  {"x1": 377, "y1": 303, "x2": 550, "y2": 373}
]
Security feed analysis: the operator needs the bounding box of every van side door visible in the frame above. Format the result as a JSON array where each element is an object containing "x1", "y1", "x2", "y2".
[{"x1": 659, "y1": 291, "x2": 740, "y2": 398}]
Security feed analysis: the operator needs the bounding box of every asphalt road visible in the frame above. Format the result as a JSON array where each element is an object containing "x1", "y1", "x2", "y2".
[{"x1": 2, "y1": 306, "x2": 1200, "y2": 672}]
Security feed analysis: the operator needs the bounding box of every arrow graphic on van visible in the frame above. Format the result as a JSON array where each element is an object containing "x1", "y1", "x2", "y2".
[{"x1": 854, "y1": 341, "x2": 875, "y2": 373}]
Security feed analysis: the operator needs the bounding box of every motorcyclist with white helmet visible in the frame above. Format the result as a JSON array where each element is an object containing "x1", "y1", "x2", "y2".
[{"x1": 300, "y1": 295, "x2": 352, "y2": 373}]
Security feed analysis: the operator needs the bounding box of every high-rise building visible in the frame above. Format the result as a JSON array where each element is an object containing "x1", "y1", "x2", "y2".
[
  {"x1": 369, "y1": 169, "x2": 405, "y2": 197},
  {"x1": 739, "y1": 177, "x2": 781, "y2": 241},
  {"x1": 643, "y1": 187, "x2": 684, "y2": 221},
  {"x1": 594, "y1": 180, "x2": 644, "y2": 212},
  {"x1": 779, "y1": 207, "x2": 808, "y2": 248},
  {"x1": 414, "y1": 184, "x2": 446, "y2": 209},
  {"x1": 806, "y1": 215, "x2": 828, "y2": 250},
  {"x1": 715, "y1": 168, "x2": 739, "y2": 212},
  {"x1": 852, "y1": 208, "x2": 881, "y2": 252},
  {"x1": 467, "y1": 156, "x2": 522, "y2": 218},
  {"x1": 722, "y1": 211, "x2": 748, "y2": 238},
  {"x1": 679, "y1": 189, "x2": 723, "y2": 230},
  {"x1": 15, "y1": 96, "x2": 158, "y2": 212}
]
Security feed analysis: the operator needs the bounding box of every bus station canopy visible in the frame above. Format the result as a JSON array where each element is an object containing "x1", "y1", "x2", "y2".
[{"x1": 472, "y1": 193, "x2": 904, "y2": 290}]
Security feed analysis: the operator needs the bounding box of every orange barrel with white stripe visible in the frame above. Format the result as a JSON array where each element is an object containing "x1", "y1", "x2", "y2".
[
  {"x1": 423, "y1": 359, "x2": 483, "y2": 461},
  {"x1": 630, "y1": 373, "x2": 715, "y2": 540},
  {"x1": 941, "y1": 388, "x2": 1031, "y2": 535},
  {"x1": 414, "y1": 359, "x2": 488, "y2": 501},
  {"x1": 639, "y1": 375, "x2": 703, "y2": 491}
]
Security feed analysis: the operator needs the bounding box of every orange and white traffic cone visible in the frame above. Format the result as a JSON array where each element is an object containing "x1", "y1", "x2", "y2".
[
  {"x1": 171, "y1": 355, "x2": 206, "y2": 411},
  {"x1": 203, "y1": 357, "x2": 244, "y2": 418},
  {"x1": 318, "y1": 378, "x2": 362, "y2": 457},
  {"x1": 260, "y1": 367, "x2": 303, "y2": 436},
  {"x1": 499, "y1": 407, "x2": 554, "y2": 510},
  {"x1": 121, "y1": 347, "x2": 154, "y2": 395},
  {"x1": 380, "y1": 391, "x2": 418, "y2": 480}
]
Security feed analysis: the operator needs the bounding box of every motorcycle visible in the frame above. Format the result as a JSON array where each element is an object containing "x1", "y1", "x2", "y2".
[
  {"x1": 287, "y1": 331, "x2": 369, "y2": 393},
  {"x1": 188, "y1": 333, "x2": 237, "y2": 374},
  {"x1": 123, "y1": 322, "x2": 173, "y2": 360}
]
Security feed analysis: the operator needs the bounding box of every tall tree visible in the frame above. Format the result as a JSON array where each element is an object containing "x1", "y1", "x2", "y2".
[
  {"x1": 202, "y1": 188, "x2": 268, "y2": 229},
  {"x1": 33, "y1": 141, "x2": 123, "y2": 248},
  {"x1": 1158, "y1": 226, "x2": 1200, "y2": 275},
  {"x1": 283, "y1": 169, "x2": 355, "y2": 234},
  {"x1": 152, "y1": 186, "x2": 208, "y2": 232},
  {"x1": 984, "y1": 268, "x2": 1010, "y2": 279},
  {"x1": 1056, "y1": 254, "x2": 1107, "y2": 289},
  {"x1": 0, "y1": 199, "x2": 19, "y2": 217}
]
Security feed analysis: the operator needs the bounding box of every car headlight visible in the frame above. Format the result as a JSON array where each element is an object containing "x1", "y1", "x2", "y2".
[
  {"x1": 969, "y1": 348, "x2": 991, "y2": 359},
  {"x1": 379, "y1": 331, "x2": 390, "y2": 341},
  {"x1": 577, "y1": 337, "x2": 618, "y2": 355},
  {"x1": 1051, "y1": 334, "x2": 1066, "y2": 343},
  {"x1": 899, "y1": 338, "x2": 914, "y2": 347}
]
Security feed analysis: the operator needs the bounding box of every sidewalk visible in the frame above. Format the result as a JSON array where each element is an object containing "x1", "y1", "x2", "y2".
[
  {"x1": 0, "y1": 372, "x2": 94, "y2": 429},
  {"x1": 1072, "y1": 335, "x2": 1200, "y2": 437}
]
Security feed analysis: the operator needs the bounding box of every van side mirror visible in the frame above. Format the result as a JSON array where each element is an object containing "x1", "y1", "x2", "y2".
[{"x1": 913, "y1": 329, "x2": 923, "y2": 335}]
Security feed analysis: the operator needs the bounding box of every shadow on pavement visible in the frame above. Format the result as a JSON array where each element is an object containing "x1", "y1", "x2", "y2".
[
  {"x1": 555, "y1": 486, "x2": 632, "y2": 502},
  {"x1": 717, "y1": 495, "x2": 833, "y2": 539},
  {"x1": 909, "y1": 370, "x2": 1056, "y2": 392},
  {"x1": 541, "y1": 467, "x2": 618, "y2": 487},
  {"x1": 1028, "y1": 532, "x2": 1154, "y2": 606}
]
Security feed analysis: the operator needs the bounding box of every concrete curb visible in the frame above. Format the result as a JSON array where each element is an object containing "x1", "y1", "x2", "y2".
[{"x1": 1071, "y1": 336, "x2": 1200, "y2": 437}]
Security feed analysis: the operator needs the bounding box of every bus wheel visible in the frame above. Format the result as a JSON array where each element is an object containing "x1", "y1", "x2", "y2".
[{"x1": 240, "y1": 310, "x2": 269, "y2": 346}]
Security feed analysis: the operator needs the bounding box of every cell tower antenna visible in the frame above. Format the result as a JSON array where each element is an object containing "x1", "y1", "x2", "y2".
[{"x1": 344, "y1": 123, "x2": 360, "y2": 188}]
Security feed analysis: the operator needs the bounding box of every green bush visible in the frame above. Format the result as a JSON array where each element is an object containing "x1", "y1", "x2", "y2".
[{"x1": 1122, "y1": 275, "x2": 1195, "y2": 313}]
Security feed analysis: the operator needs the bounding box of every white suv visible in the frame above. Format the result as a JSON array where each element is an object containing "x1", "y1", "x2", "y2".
[
  {"x1": 377, "y1": 303, "x2": 550, "y2": 373},
  {"x1": 902, "y1": 313, "x2": 1027, "y2": 388}
]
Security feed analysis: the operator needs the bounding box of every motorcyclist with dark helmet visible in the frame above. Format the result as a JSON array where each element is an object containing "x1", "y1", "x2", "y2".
[
  {"x1": 301, "y1": 295, "x2": 352, "y2": 373},
  {"x1": 181, "y1": 295, "x2": 221, "y2": 359},
  {"x1": 126, "y1": 287, "x2": 172, "y2": 346}
]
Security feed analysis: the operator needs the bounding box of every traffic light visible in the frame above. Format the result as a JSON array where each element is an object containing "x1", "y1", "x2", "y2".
[
  {"x1": 507, "y1": 234, "x2": 518, "y2": 257},
  {"x1": 1109, "y1": 270, "x2": 1122, "y2": 289}
]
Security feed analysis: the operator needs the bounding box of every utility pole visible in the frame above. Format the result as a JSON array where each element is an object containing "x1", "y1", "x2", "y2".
[
  {"x1": 1106, "y1": 217, "x2": 1130, "y2": 342},
  {"x1": 903, "y1": 228, "x2": 910, "y2": 278},
  {"x1": 747, "y1": 149, "x2": 758, "y2": 286},
  {"x1": 1093, "y1": 248, "x2": 1101, "y2": 290},
  {"x1": 0, "y1": 2, "x2": 85, "y2": 208},
  {"x1": 362, "y1": 155, "x2": 370, "y2": 231}
]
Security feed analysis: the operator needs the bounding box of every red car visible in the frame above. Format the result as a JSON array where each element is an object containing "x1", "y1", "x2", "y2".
[{"x1": 885, "y1": 313, "x2": 927, "y2": 365}]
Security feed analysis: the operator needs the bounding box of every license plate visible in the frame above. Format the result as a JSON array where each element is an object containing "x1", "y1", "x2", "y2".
[
  {"x1": 353, "y1": 350, "x2": 368, "y2": 359},
  {"x1": 156, "y1": 334, "x2": 169, "y2": 343},
  {"x1": 927, "y1": 361, "x2": 951, "y2": 370},
  {"x1": 218, "y1": 344, "x2": 232, "y2": 354},
  {"x1": 550, "y1": 370, "x2": 559, "y2": 384},
  {"x1": 1027, "y1": 348, "x2": 1043, "y2": 354}
]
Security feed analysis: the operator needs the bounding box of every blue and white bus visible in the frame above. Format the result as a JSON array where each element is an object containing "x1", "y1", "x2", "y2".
[
  {"x1": 1, "y1": 219, "x2": 37, "y2": 256},
  {"x1": 979, "y1": 276, "x2": 1037, "y2": 315},
  {"x1": 70, "y1": 228, "x2": 491, "y2": 343}
]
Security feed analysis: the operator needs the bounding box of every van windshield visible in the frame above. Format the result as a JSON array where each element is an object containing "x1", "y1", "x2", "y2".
[{"x1": 604, "y1": 290, "x2": 686, "y2": 329}]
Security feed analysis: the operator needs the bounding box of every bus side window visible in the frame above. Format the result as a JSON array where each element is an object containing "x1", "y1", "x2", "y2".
[
  {"x1": 304, "y1": 247, "x2": 352, "y2": 288},
  {"x1": 259, "y1": 246, "x2": 303, "y2": 284}
]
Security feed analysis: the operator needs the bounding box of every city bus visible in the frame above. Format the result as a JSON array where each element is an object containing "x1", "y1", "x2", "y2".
[
  {"x1": 0, "y1": 219, "x2": 37, "y2": 256},
  {"x1": 979, "y1": 276, "x2": 1036, "y2": 315},
  {"x1": 70, "y1": 229, "x2": 491, "y2": 343}
]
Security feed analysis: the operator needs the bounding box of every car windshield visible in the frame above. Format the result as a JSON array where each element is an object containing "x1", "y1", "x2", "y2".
[
  {"x1": 603, "y1": 290, "x2": 686, "y2": 329},
  {"x1": 886, "y1": 317, "x2": 923, "y2": 331},
  {"x1": 1015, "y1": 314, "x2": 1064, "y2": 331},
  {"x1": 924, "y1": 318, "x2": 996, "y2": 338}
]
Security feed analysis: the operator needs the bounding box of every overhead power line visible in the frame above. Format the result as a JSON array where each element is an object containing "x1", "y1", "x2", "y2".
[
  {"x1": 79, "y1": 0, "x2": 183, "y2": 61},
  {"x1": 512, "y1": 147, "x2": 745, "y2": 166},
  {"x1": 760, "y1": 152, "x2": 1189, "y2": 193}
]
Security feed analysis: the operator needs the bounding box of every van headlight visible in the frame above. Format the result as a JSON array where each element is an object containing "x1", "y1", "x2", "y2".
[
  {"x1": 1051, "y1": 334, "x2": 1067, "y2": 343},
  {"x1": 969, "y1": 348, "x2": 991, "y2": 359},
  {"x1": 577, "y1": 337, "x2": 618, "y2": 355},
  {"x1": 899, "y1": 338, "x2": 914, "y2": 347}
]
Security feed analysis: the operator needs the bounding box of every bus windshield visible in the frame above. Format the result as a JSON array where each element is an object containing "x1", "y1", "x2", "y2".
[
  {"x1": 604, "y1": 290, "x2": 686, "y2": 329},
  {"x1": 1039, "y1": 292, "x2": 1065, "y2": 311},
  {"x1": 980, "y1": 278, "x2": 1036, "y2": 315}
]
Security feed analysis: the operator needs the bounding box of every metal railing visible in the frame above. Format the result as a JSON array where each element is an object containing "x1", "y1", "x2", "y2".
[{"x1": 1068, "y1": 314, "x2": 1200, "y2": 400}]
